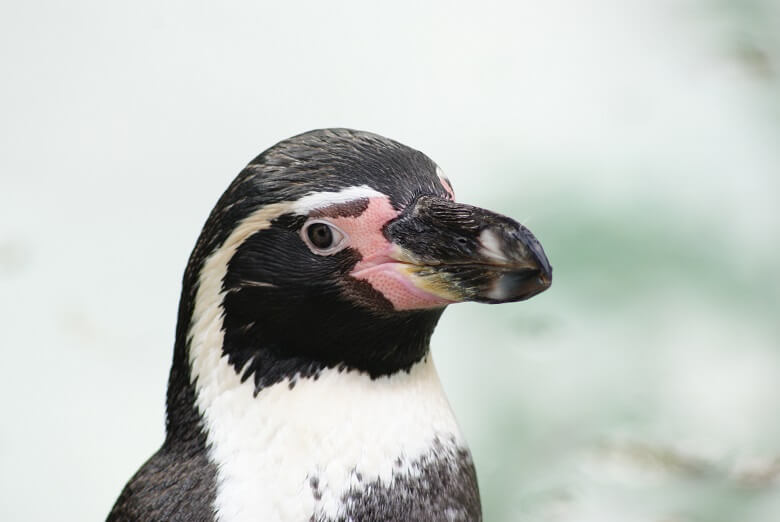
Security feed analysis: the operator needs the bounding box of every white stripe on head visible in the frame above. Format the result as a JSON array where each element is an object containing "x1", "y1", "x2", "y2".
[
  {"x1": 292, "y1": 185, "x2": 385, "y2": 215},
  {"x1": 186, "y1": 187, "x2": 464, "y2": 522},
  {"x1": 187, "y1": 200, "x2": 295, "y2": 409}
]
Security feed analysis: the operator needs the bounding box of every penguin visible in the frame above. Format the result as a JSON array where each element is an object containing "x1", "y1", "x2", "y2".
[{"x1": 107, "y1": 128, "x2": 552, "y2": 522}]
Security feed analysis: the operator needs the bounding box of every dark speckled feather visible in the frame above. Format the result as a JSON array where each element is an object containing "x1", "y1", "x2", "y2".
[{"x1": 312, "y1": 439, "x2": 481, "y2": 522}]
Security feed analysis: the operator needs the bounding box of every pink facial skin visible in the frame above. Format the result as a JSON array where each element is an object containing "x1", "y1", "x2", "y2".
[
  {"x1": 325, "y1": 196, "x2": 454, "y2": 311},
  {"x1": 439, "y1": 176, "x2": 455, "y2": 201}
]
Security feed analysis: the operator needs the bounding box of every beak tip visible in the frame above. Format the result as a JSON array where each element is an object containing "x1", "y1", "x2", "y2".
[
  {"x1": 482, "y1": 265, "x2": 552, "y2": 304},
  {"x1": 540, "y1": 264, "x2": 552, "y2": 286}
]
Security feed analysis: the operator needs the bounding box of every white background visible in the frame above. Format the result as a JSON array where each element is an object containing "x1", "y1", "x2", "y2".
[{"x1": 1, "y1": 1, "x2": 778, "y2": 520}]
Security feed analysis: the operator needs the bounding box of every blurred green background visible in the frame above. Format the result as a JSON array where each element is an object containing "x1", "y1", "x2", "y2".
[{"x1": 1, "y1": 1, "x2": 778, "y2": 521}]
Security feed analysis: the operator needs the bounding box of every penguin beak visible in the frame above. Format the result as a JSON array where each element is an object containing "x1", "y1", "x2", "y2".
[{"x1": 384, "y1": 195, "x2": 552, "y2": 304}]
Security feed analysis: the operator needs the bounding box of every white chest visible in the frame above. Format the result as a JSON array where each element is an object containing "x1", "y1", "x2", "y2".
[{"x1": 196, "y1": 357, "x2": 464, "y2": 522}]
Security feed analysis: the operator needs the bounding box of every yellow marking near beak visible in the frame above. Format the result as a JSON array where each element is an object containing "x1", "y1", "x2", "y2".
[{"x1": 396, "y1": 264, "x2": 464, "y2": 302}]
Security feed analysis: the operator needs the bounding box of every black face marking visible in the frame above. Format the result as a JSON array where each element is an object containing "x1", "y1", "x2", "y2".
[
  {"x1": 311, "y1": 439, "x2": 482, "y2": 522},
  {"x1": 222, "y1": 222, "x2": 443, "y2": 393},
  {"x1": 309, "y1": 198, "x2": 370, "y2": 218},
  {"x1": 340, "y1": 276, "x2": 395, "y2": 313}
]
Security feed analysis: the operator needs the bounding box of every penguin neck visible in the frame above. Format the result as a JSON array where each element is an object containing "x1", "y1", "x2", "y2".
[
  {"x1": 187, "y1": 329, "x2": 464, "y2": 521},
  {"x1": 165, "y1": 278, "x2": 444, "y2": 441},
  {"x1": 164, "y1": 286, "x2": 469, "y2": 521},
  {"x1": 163, "y1": 239, "x2": 470, "y2": 521},
  {"x1": 217, "y1": 300, "x2": 443, "y2": 394},
  {"x1": 182, "y1": 286, "x2": 451, "y2": 426}
]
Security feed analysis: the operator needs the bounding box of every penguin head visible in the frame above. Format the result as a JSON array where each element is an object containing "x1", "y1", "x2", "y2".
[{"x1": 177, "y1": 129, "x2": 552, "y2": 394}]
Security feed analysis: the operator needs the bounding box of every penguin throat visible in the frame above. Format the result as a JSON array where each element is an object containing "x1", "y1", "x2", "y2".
[{"x1": 219, "y1": 294, "x2": 444, "y2": 394}]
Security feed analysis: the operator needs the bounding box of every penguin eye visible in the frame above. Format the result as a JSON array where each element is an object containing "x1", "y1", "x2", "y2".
[{"x1": 301, "y1": 220, "x2": 348, "y2": 255}]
